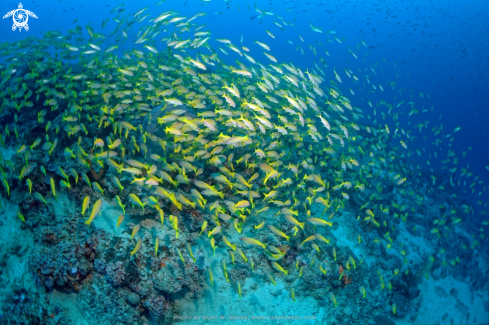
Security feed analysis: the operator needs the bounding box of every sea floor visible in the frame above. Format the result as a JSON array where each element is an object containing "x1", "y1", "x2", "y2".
[{"x1": 1, "y1": 178, "x2": 488, "y2": 324}]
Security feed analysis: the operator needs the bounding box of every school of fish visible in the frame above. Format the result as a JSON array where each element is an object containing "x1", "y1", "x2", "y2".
[{"x1": 0, "y1": 1, "x2": 487, "y2": 310}]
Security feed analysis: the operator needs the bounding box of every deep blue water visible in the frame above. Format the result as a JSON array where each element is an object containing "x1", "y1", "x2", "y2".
[
  {"x1": 1, "y1": 1, "x2": 489, "y2": 323},
  {"x1": 2, "y1": 1, "x2": 487, "y2": 215}
]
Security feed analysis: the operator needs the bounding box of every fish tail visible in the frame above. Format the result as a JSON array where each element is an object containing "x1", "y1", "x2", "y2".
[{"x1": 299, "y1": 222, "x2": 305, "y2": 230}]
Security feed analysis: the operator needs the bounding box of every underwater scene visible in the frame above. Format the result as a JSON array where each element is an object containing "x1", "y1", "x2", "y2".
[{"x1": 0, "y1": 0, "x2": 488, "y2": 324}]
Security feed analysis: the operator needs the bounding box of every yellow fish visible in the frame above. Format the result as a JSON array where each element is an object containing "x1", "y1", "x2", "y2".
[
  {"x1": 268, "y1": 225, "x2": 289, "y2": 242},
  {"x1": 272, "y1": 262, "x2": 288, "y2": 275},
  {"x1": 239, "y1": 237, "x2": 267, "y2": 249},
  {"x1": 85, "y1": 199, "x2": 102, "y2": 227},
  {"x1": 81, "y1": 196, "x2": 90, "y2": 215},
  {"x1": 130, "y1": 238, "x2": 142, "y2": 257},
  {"x1": 117, "y1": 214, "x2": 124, "y2": 228},
  {"x1": 307, "y1": 217, "x2": 333, "y2": 227}
]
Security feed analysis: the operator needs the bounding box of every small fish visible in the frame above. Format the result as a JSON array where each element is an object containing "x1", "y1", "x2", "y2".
[
  {"x1": 1, "y1": 178, "x2": 10, "y2": 196},
  {"x1": 118, "y1": 167, "x2": 143, "y2": 175},
  {"x1": 235, "y1": 200, "x2": 250, "y2": 209},
  {"x1": 221, "y1": 259, "x2": 229, "y2": 282},
  {"x1": 69, "y1": 168, "x2": 78, "y2": 184},
  {"x1": 315, "y1": 233, "x2": 330, "y2": 244},
  {"x1": 208, "y1": 226, "x2": 222, "y2": 237},
  {"x1": 108, "y1": 139, "x2": 121, "y2": 149},
  {"x1": 81, "y1": 172, "x2": 91, "y2": 188},
  {"x1": 199, "y1": 220, "x2": 208, "y2": 235},
  {"x1": 17, "y1": 210, "x2": 25, "y2": 223},
  {"x1": 131, "y1": 238, "x2": 142, "y2": 257},
  {"x1": 268, "y1": 225, "x2": 289, "y2": 242},
  {"x1": 359, "y1": 286, "x2": 366, "y2": 298},
  {"x1": 272, "y1": 261, "x2": 288, "y2": 275},
  {"x1": 92, "y1": 182, "x2": 104, "y2": 195},
  {"x1": 131, "y1": 224, "x2": 140, "y2": 239},
  {"x1": 94, "y1": 138, "x2": 104, "y2": 148},
  {"x1": 30, "y1": 138, "x2": 41, "y2": 150},
  {"x1": 81, "y1": 196, "x2": 90, "y2": 215},
  {"x1": 284, "y1": 215, "x2": 305, "y2": 230},
  {"x1": 186, "y1": 242, "x2": 196, "y2": 263},
  {"x1": 85, "y1": 199, "x2": 102, "y2": 227},
  {"x1": 155, "y1": 237, "x2": 159, "y2": 257},
  {"x1": 17, "y1": 145, "x2": 26, "y2": 155},
  {"x1": 207, "y1": 267, "x2": 214, "y2": 286},
  {"x1": 176, "y1": 247, "x2": 185, "y2": 263},
  {"x1": 158, "y1": 208, "x2": 164, "y2": 228},
  {"x1": 312, "y1": 244, "x2": 320, "y2": 253},
  {"x1": 301, "y1": 235, "x2": 316, "y2": 246},
  {"x1": 115, "y1": 195, "x2": 126, "y2": 214},
  {"x1": 210, "y1": 237, "x2": 217, "y2": 255},
  {"x1": 266, "y1": 273, "x2": 276, "y2": 285},
  {"x1": 254, "y1": 221, "x2": 265, "y2": 230},
  {"x1": 117, "y1": 214, "x2": 124, "y2": 228},
  {"x1": 222, "y1": 236, "x2": 236, "y2": 251},
  {"x1": 112, "y1": 176, "x2": 124, "y2": 193},
  {"x1": 128, "y1": 193, "x2": 146, "y2": 212},
  {"x1": 145, "y1": 45, "x2": 159, "y2": 53},
  {"x1": 34, "y1": 192, "x2": 48, "y2": 205},
  {"x1": 56, "y1": 166, "x2": 69, "y2": 180},
  {"x1": 26, "y1": 178, "x2": 32, "y2": 194},
  {"x1": 50, "y1": 177, "x2": 56, "y2": 197},
  {"x1": 256, "y1": 206, "x2": 269, "y2": 214},
  {"x1": 307, "y1": 217, "x2": 333, "y2": 227},
  {"x1": 239, "y1": 237, "x2": 267, "y2": 249}
]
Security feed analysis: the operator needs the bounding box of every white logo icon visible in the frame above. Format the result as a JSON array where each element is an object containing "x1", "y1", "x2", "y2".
[{"x1": 3, "y1": 3, "x2": 38, "y2": 32}]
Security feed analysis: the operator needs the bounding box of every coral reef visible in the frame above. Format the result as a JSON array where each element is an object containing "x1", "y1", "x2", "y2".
[{"x1": 0, "y1": 3, "x2": 487, "y2": 325}]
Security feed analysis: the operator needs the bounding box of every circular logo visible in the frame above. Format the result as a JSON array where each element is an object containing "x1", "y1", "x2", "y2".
[{"x1": 13, "y1": 9, "x2": 28, "y2": 27}]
